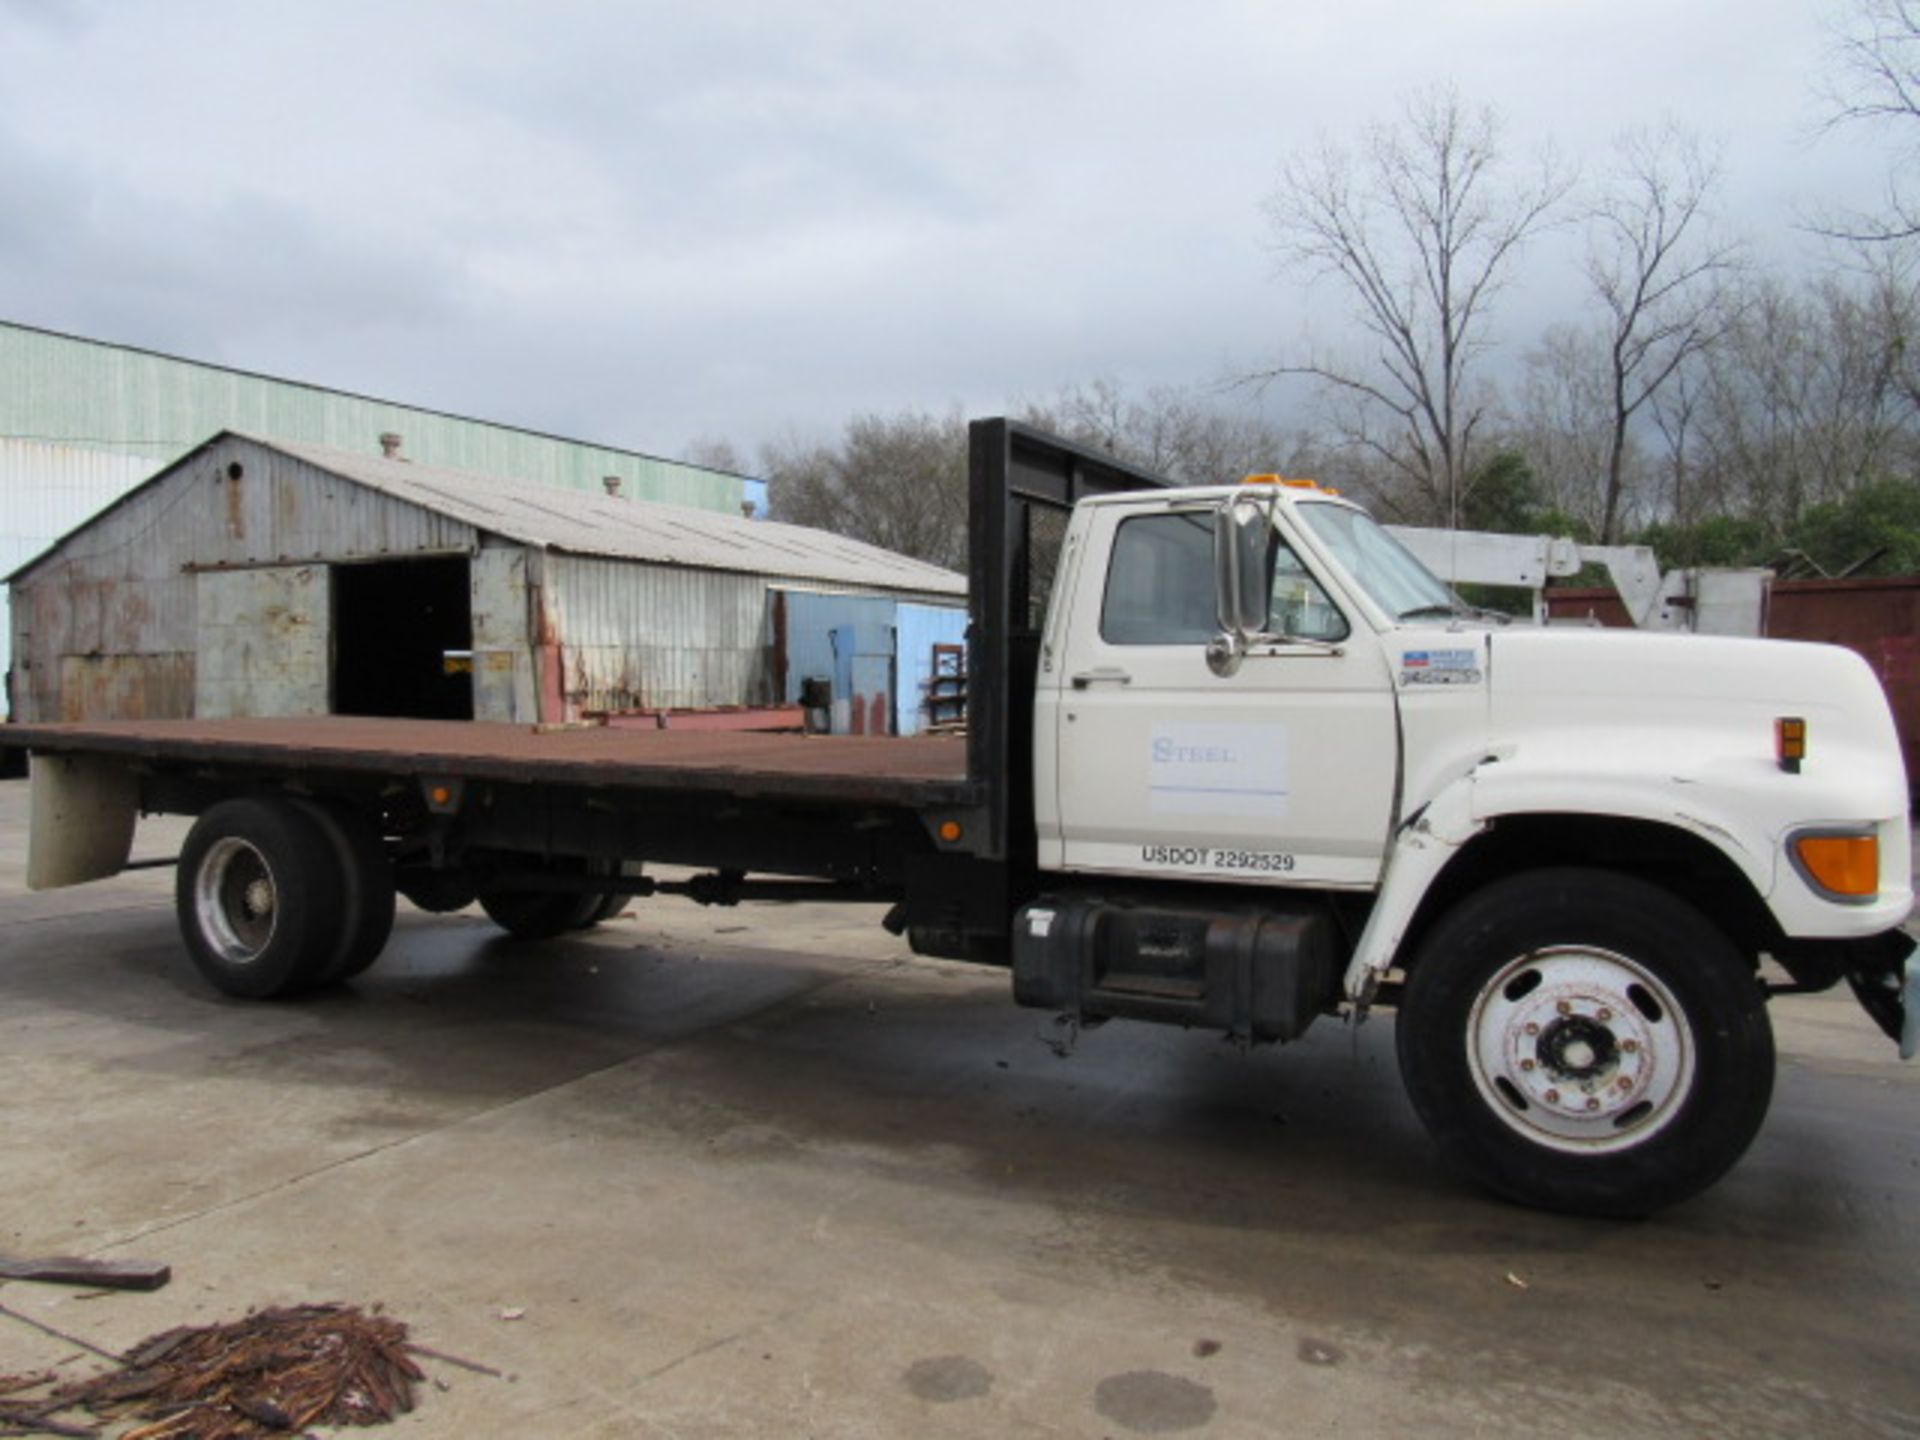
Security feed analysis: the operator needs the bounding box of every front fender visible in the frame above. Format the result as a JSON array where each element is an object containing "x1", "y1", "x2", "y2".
[
  {"x1": 1345, "y1": 749, "x2": 1914, "y2": 1004},
  {"x1": 1342, "y1": 759, "x2": 1769, "y2": 1002},
  {"x1": 1343, "y1": 774, "x2": 1485, "y2": 1002}
]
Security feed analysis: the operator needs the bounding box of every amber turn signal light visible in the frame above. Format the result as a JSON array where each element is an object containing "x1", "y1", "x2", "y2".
[{"x1": 1791, "y1": 832, "x2": 1878, "y2": 901}]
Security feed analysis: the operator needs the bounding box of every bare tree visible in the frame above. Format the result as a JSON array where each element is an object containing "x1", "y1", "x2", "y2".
[
  {"x1": 1824, "y1": 0, "x2": 1920, "y2": 242},
  {"x1": 1258, "y1": 87, "x2": 1569, "y2": 523},
  {"x1": 1690, "y1": 271, "x2": 1916, "y2": 530},
  {"x1": 680, "y1": 435, "x2": 748, "y2": 475},
  {"x1": 762, "y1": 409, "x2": 970, "y2": 570},
  {"x1": 759, "y1": 386, "x2": 1317, "y2": 568},
  {"x1": 1647, "y1": 354, "x2": 1716, "y2": 529},
  {"x1": 1585, "y1": 125, "x2": 1740, "y2": 540},
  {"x1": 1020, "y1": 379, "x2": 1313, "y2": 485},
  {"x1": 1511, "y1": 324, "x2": 1617, "y2": 533}
]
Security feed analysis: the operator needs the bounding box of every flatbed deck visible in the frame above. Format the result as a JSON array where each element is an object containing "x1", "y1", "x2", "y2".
[{"x1": 2, "y1": 718, "x2": 974, "y2": 808}]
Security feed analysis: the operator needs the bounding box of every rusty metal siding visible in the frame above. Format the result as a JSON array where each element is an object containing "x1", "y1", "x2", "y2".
[
  {"x1": 57, "y1": 653, "x2": 194, "y2": 721},
  {"x1": 470, "y1": 544, "x2": 538, "y2": 723},
  {"x1": 544, "y1": 566, "x2": 965, "y2": 725},
  {"x1": 543, "y1": 554, "x2": 776, "y2": 718},
  {"x1": 194, "y1": 565, "x2": 331, "y2": 718},
  {"x1": 175, "y1": 441, "x2": 478, "y2": 569},
  {"x1": 9, "y1": 435, "x2": 482, "y2": 721},
  {"x1": 8, "y1": 431, "x2": 959, "y2": 728},
  {"x1": 11, "y1": 459, "x2": 201, "y2": 722},
  {"x1": 0, "y1": 440, "x2": 159, "y2": 712}
]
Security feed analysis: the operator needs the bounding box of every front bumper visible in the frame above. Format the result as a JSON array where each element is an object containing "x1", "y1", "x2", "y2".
[{"x1": 1838, "y1": 929, "x2": 1920, "y2": 1059}]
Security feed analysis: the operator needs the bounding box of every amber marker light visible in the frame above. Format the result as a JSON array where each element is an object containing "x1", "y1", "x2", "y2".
[
  {"x1": 1791, "y1": 832, "x2": 1879, "y2": 902},
  {"x1": 430, "y1": 785, "x2": 453, "y2": 807},
  {"x1": 1775, "y1": 716, "x2": 1806, "y2": 773},
  {"x1": 938, "y1": 820, "x2": 964, "y2": 844}
]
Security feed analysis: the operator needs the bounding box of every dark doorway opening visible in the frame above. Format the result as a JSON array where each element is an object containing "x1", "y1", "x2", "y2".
[{"x1": 333, "y1": 556, "x2": 474, "y2": 719}]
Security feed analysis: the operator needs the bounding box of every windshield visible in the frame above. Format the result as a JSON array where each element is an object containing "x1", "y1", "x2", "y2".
[{"x1": 1295, "y1": 500, "x2": 1458, "y2": 620}]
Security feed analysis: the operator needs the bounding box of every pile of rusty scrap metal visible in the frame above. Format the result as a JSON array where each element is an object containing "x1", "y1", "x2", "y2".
[{"x1": 0, "y1": 1303, "x2": 423, "y2": 1438}]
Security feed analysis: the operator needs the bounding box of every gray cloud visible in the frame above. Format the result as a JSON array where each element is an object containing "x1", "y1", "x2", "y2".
[{"x1": 0, "y1": 0, "x2": 1903, "y2": 465}]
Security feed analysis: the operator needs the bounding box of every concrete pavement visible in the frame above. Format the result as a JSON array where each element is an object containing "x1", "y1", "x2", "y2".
[{"x1": 0, "y1": 783, "x2": 1915, "y2": 1437}]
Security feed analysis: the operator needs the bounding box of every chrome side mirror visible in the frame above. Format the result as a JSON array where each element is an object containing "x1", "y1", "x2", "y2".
[{"x1": 1210, "y1": 492, "x2": 1275, "y2": 677}]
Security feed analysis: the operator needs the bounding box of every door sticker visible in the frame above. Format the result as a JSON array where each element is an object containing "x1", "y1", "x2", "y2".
[
  {"x1": 1148, "y1": 723, "x2": 1289, "y2": 818},
  {"x1": 1400, "y1": 648, "x2": 1482, "y2": 686}
]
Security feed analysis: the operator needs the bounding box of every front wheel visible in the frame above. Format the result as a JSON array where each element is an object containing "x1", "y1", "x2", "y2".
[{"x1": 1396, "y1": 868, "x2": 1774, "y2": 1217}]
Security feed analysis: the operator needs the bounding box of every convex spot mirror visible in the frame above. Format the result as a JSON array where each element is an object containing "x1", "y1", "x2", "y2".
[{"x1": 1209, "y1": 490, "x2": 1277, "y2": 676}]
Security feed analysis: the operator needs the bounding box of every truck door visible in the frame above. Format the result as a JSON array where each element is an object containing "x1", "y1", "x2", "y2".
[{"x1": 1038, "y1": 500, "x2": 1399, "y2": 889}]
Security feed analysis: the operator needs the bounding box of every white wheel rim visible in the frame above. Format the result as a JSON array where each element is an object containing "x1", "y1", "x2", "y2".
[
  {"x1": 1466, "y1": 946, "x2": 1695, "y2": 1154},
  {"x1": 194, "y1": 835, "x2": 279, "y2": 965}
]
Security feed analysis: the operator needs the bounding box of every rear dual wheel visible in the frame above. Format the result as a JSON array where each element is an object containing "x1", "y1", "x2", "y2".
[
  {"x1": 291, "y1": 797, "x2": 395, "y2": 982},
  {"x1": 176, "y1": 796, "x2": 395, "y2": 999}
]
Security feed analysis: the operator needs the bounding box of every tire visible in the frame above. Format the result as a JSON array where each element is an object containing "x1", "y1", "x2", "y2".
[
  {"x1": 479, "y1": 889, "x2": 604, "y2": 939},
  {"x1": 291, "y1": 798, "x2": 396, "y2": 982},
  {"x1": 398, "y1": 868, "x2": 480, "y2": 914},
  {"x1": 175, "y1": 797, "x2": 350, "y2": 999},
  {"x1": 579, "y1": 890, "x2": 628, "y2": 928},
  {"x1": 1396, "y1": 867, "x2": 1774, "y2": 1217},
  {"x1": 578, "y1": 863, "x2": 642, "y2": 928},
  {"x1": 477, "y1": 858, "x2": 607, "y2": 940}
]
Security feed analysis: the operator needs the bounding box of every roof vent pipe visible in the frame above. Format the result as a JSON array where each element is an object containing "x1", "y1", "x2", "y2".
[
  {"x1": 603, "y1": 475, "x2": 624, "y2": 497},
  {"x1": 379, "y1": 432, "x2": 403, "y2": 459}
]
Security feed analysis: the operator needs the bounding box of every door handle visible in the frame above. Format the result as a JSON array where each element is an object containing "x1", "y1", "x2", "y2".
[{"x1": 1071, "y1": 667, "x2": 1133, "y2": 689}]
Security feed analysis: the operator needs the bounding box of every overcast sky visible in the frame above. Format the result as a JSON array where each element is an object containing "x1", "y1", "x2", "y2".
[{"x1": 0, "y1": 0, "x2": 1902, "y2": 470}]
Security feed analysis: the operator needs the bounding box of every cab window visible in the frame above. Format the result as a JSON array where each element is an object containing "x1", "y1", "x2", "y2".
[
  {"x1": 1100, "y1": 511, "x2": 1349, "y2": 646},
  {"x1": 1101, "y1": 512, "x2": 1216, "y2": 644},
  {"x1": 1269, "y1": 543, "x2": 1350, "y2": 642}
]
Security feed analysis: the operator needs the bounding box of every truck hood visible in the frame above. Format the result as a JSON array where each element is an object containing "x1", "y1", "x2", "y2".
[{"x1": 1482, "y1": 626, "x2": 1907, "y2": 815}]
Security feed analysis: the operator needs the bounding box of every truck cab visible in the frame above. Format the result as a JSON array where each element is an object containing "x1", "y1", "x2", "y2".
[{"x1": 1008, "y1": 464, "x2": 1916, "y2": 1215}]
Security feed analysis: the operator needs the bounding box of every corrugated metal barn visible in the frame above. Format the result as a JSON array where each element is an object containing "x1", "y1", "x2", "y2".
[
  {"x1": 0, "y1": 320, "x2": 756, "y2": 704},
  {"x1": 7, "y1": 432, "x2": 964, "y2": 730}
]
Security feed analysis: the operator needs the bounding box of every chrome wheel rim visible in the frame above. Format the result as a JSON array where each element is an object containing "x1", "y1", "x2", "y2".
[
  {"x1": 194, "y1": 836, "x2": 279, "y2": 965},
  {"x1": 1467, "y1": 946, "x2": 1694, "y2": 1154}
]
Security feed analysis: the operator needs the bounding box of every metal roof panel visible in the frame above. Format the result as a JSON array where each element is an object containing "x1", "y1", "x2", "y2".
[{"x1": 251, "y1": 435, "x2": 966, "y2": 596}]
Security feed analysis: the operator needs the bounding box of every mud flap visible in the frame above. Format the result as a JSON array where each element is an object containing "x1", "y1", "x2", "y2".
[{"x1": 27, "y1": 752, "x2": 138, "y2": 890}]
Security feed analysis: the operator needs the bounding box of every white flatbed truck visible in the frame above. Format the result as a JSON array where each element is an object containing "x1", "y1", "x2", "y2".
[{"x1": 9, "y1": 420, "x2": 1915, "y2": 1216}]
